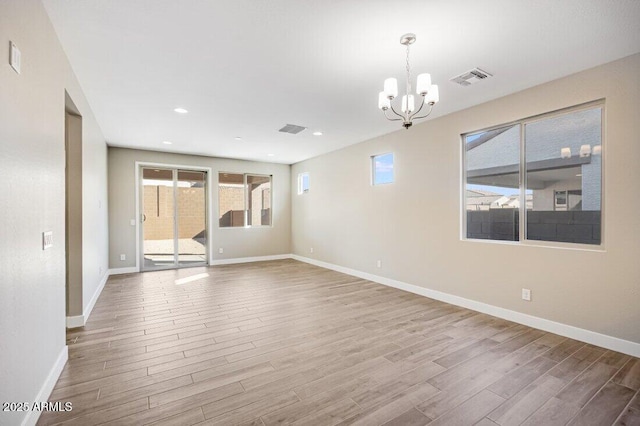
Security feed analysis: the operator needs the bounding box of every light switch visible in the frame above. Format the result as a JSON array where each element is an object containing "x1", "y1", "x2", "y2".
[
  {"x1": 43, "y1": 231, "x2": 53, "y2": 250},
  {"x1": 10, "y1": 41, "x2": 21, "y2": 74},
  {"x1": 130, "y1": 219, "x2": 136, "y2": 226}
]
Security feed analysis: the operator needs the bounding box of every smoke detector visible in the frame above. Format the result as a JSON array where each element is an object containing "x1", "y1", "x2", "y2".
[
  {"x1": 278, "y1": 124, "x2": 307, "y2": 134},
  {"x1": 450, "y1": 68, "x2": 493, "y2": 87}
]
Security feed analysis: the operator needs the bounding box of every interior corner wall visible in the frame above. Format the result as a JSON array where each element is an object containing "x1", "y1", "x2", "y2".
[
  {"x1": 291, "y1": 54, "x2": 640, "y2": 346},
  {"x1": 0, "y1": 1, "x2": 109, "y2": 425},
  {"x1": 108, "y1": 147, "x2": 291, "y2": 270}
]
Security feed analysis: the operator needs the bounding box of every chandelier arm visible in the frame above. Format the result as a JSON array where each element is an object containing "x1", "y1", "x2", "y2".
[
  {"x1": 389, "y1": 103, "x2": 405, "y2": 120},
  {"x1": 383, "y1": 110, "x2": 403, "y2": 121},
  {"x1": 411, "y1": 104, "x2": 435, "y2": 120},
  {"x1": 408, "y1": 96, "x2": 426, "y2": 120}
]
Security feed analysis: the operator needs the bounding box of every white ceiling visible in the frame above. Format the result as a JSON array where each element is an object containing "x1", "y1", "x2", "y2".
[{"x1": 42, "y1": 0, "x2": 640, "y2": 165}]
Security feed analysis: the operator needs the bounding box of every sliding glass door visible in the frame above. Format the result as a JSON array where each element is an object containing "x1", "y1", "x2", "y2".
[
  {"x1": 176, "y1": 170, "x2": 207, "y2": 266},
  {"x1": 141, "y1": 167, "x2": 208, "y2": 271}
]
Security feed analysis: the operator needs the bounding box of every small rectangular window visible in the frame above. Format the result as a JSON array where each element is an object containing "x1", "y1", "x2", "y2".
[
  {"x1": 218, "y1": 173, "x2": 272, "y2": 228},
  {"x1": 247, "y1": 174, "x2": 271, "y2": 227},
  {"x1": 372, "y1": 153, "x2": 394, "y2": 185},
  {"x1": 297, "y1": 172, "x2": 310, "y2": 194}
]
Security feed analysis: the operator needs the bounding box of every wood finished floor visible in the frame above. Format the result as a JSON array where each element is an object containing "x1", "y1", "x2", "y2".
[{"x1": 40, "y1": 259, "x2": 640, "y2": 426}]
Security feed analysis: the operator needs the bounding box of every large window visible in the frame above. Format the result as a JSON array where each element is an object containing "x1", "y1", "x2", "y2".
[
  {"x1": 464, "y1": 104, "x2": 602, "y2": 246},
  {"x1": 218, "y1": 173, "x2": 272, "y2": 228}
]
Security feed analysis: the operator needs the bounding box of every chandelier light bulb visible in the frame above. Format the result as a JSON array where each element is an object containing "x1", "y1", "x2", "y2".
[
  {"x1": 416, "y1": 73, "x2": 432, "y2": 95},
  {"x1": 378, "y1": 92, "x2": 391, "y2": 110},
  {"x1": 383, "y1": 78, "x2": 398, "y2": 99},
  {"x1": 401, "y1": 95, "x2": 415, "y2": 113},
  {"x1": 425, "y1": 85, "x2": 439, "y2": 105}
]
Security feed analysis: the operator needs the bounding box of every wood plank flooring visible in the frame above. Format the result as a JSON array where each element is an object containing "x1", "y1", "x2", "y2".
[{"x1": 39, "y1": 259, "x2": 640, "y2": 425}]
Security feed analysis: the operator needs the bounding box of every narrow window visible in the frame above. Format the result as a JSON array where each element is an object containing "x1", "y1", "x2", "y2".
[
  {"x1": 464, "y1": 125, "x2": 520, "y2": 241},
  {"x1": 525, "y1": 107, "x2": 602, "y2": 244},
  {"x1": 218, "y1": 173, "x2": 245, "y2": 227},
  {"x1": 247, "y1": 174, "x2": 272, "y2": 227},
  {"x1": 372, "y1": 153, "x2": 394, "y2": 185},
  {"x1": 297, "y1": 172, "x2": 310, "y2": 194}
]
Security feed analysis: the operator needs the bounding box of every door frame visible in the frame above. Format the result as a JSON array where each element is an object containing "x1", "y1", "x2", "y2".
[{"x1": 134, "y1": 161, "x2": 213, "y2": 272}]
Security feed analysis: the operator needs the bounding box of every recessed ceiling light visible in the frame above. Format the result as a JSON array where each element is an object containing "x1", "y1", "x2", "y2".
[
  {"x1": 235, "y1": 137, "x2": 243, "y2": 141},
  {"x1": 313, "y1": 131, "x2": 323, "y2": 136},
  {"x1": 267, "y1": 153, "x2": 275, "y2": 157},
  {"x1": 162, "y1": 140, "x2": 172, "y2": 145},
  {"x1": 174, "y1": 108, "x2": 188, "y2": 114}
]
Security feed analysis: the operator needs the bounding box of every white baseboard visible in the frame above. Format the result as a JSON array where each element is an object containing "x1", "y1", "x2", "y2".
[
  {"x1": 65, "y1": 315, "x2": 84, "y2": 328},
  {"x1": 108, "y1": 266, "x2": 139, "y2": 275},
  {"x1": 65, "y1": 270, "x2": 109, "y2": 329},
  {"x1": 210, "y1": 254, "x2": 292, "y2": 266},
  {"x1": 291, "y1": 254, "x2": 640, "y2": 358},
  {"x1": 82, "y1": 270, "x2": 109, "y2": 324},
  {"x1": 21, "y1": 345, "x2": 68, "y2": 426}
]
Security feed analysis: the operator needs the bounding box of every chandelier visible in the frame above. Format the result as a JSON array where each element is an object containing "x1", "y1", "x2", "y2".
[{"x1": 378, "y1": 33, "x2": 439, "y2": 129}]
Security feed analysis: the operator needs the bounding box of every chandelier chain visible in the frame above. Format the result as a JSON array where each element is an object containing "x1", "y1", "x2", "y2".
[{"x1": 405, "y1": 44, "x2": 412, "y2": 95}]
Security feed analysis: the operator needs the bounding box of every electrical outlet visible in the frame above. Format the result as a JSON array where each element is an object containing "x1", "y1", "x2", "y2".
[
  {"x1": 310, "y1": 247, "x2": 314, "y2": 254},
  {"x1": 376, "y1": 260, "x2": 381, "y2": 268},
  {"x1": 218, "y1": 248, "x2": 224, "y2": 254},
  {"x1": 120, "y1": 254, "x2": 126, "y2": 261},
  {"x1": 522, "y1": 288, "x2": 531, "y2": 301}
]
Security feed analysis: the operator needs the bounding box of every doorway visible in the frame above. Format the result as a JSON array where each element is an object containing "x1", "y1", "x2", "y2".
[
  {"x1": 140, "y1": 167, "x2": 208, "y2": 271},
  {"x1": 65, "y1": 92, "x2": 83, "y2": 324}
]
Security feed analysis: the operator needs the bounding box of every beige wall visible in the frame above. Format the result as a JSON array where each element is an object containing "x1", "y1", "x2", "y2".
[
  {"x1": 0, "y1": 1, "x2": 109, "y2": 424},
  {"x1": 108, "y1": 147, "x2": 291, "y2": 268},
  {"x1": 291, "y1": 54, "x2": 640, "y2": 345}
]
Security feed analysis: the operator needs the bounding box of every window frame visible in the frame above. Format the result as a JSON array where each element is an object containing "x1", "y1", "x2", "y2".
[
  {"x1": 461, "y1": 100, "x2": 605, "y2": 250},
  {"x1": 371, "y1": 152, "x2": 395, "y2": 186},
  {"x1": 218, "y1": 172, "x2": 273, "y2": 229}
]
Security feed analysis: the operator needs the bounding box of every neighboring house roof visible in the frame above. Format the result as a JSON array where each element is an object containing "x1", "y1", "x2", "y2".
[
  {"x1": 466, "y1": 191, "x2": 532, "y2": 210},
  {"x1": 466, "y1": 195, "x2": 503, "y2": 206},
  {"x1": 466, "y1": 189, "x2": 501, "y2": 197}
]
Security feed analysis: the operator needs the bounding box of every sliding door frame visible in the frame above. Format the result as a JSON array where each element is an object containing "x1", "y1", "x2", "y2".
[{"x1": 134, "y1": 161, "x2": 214, "y2": 272}]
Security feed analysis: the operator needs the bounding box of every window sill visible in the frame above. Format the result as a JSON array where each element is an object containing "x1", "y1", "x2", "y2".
[{"x1": 460, "y1": 237, "x2": 605, "y2": 253}]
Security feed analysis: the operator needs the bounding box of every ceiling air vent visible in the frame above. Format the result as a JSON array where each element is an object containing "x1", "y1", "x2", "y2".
[
  {"x1": 278, "y1": 124, "x2": 307, "y2": 134},
  {"x1": 450, "y1": 68, "x2": 493, "y2": 87}
]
